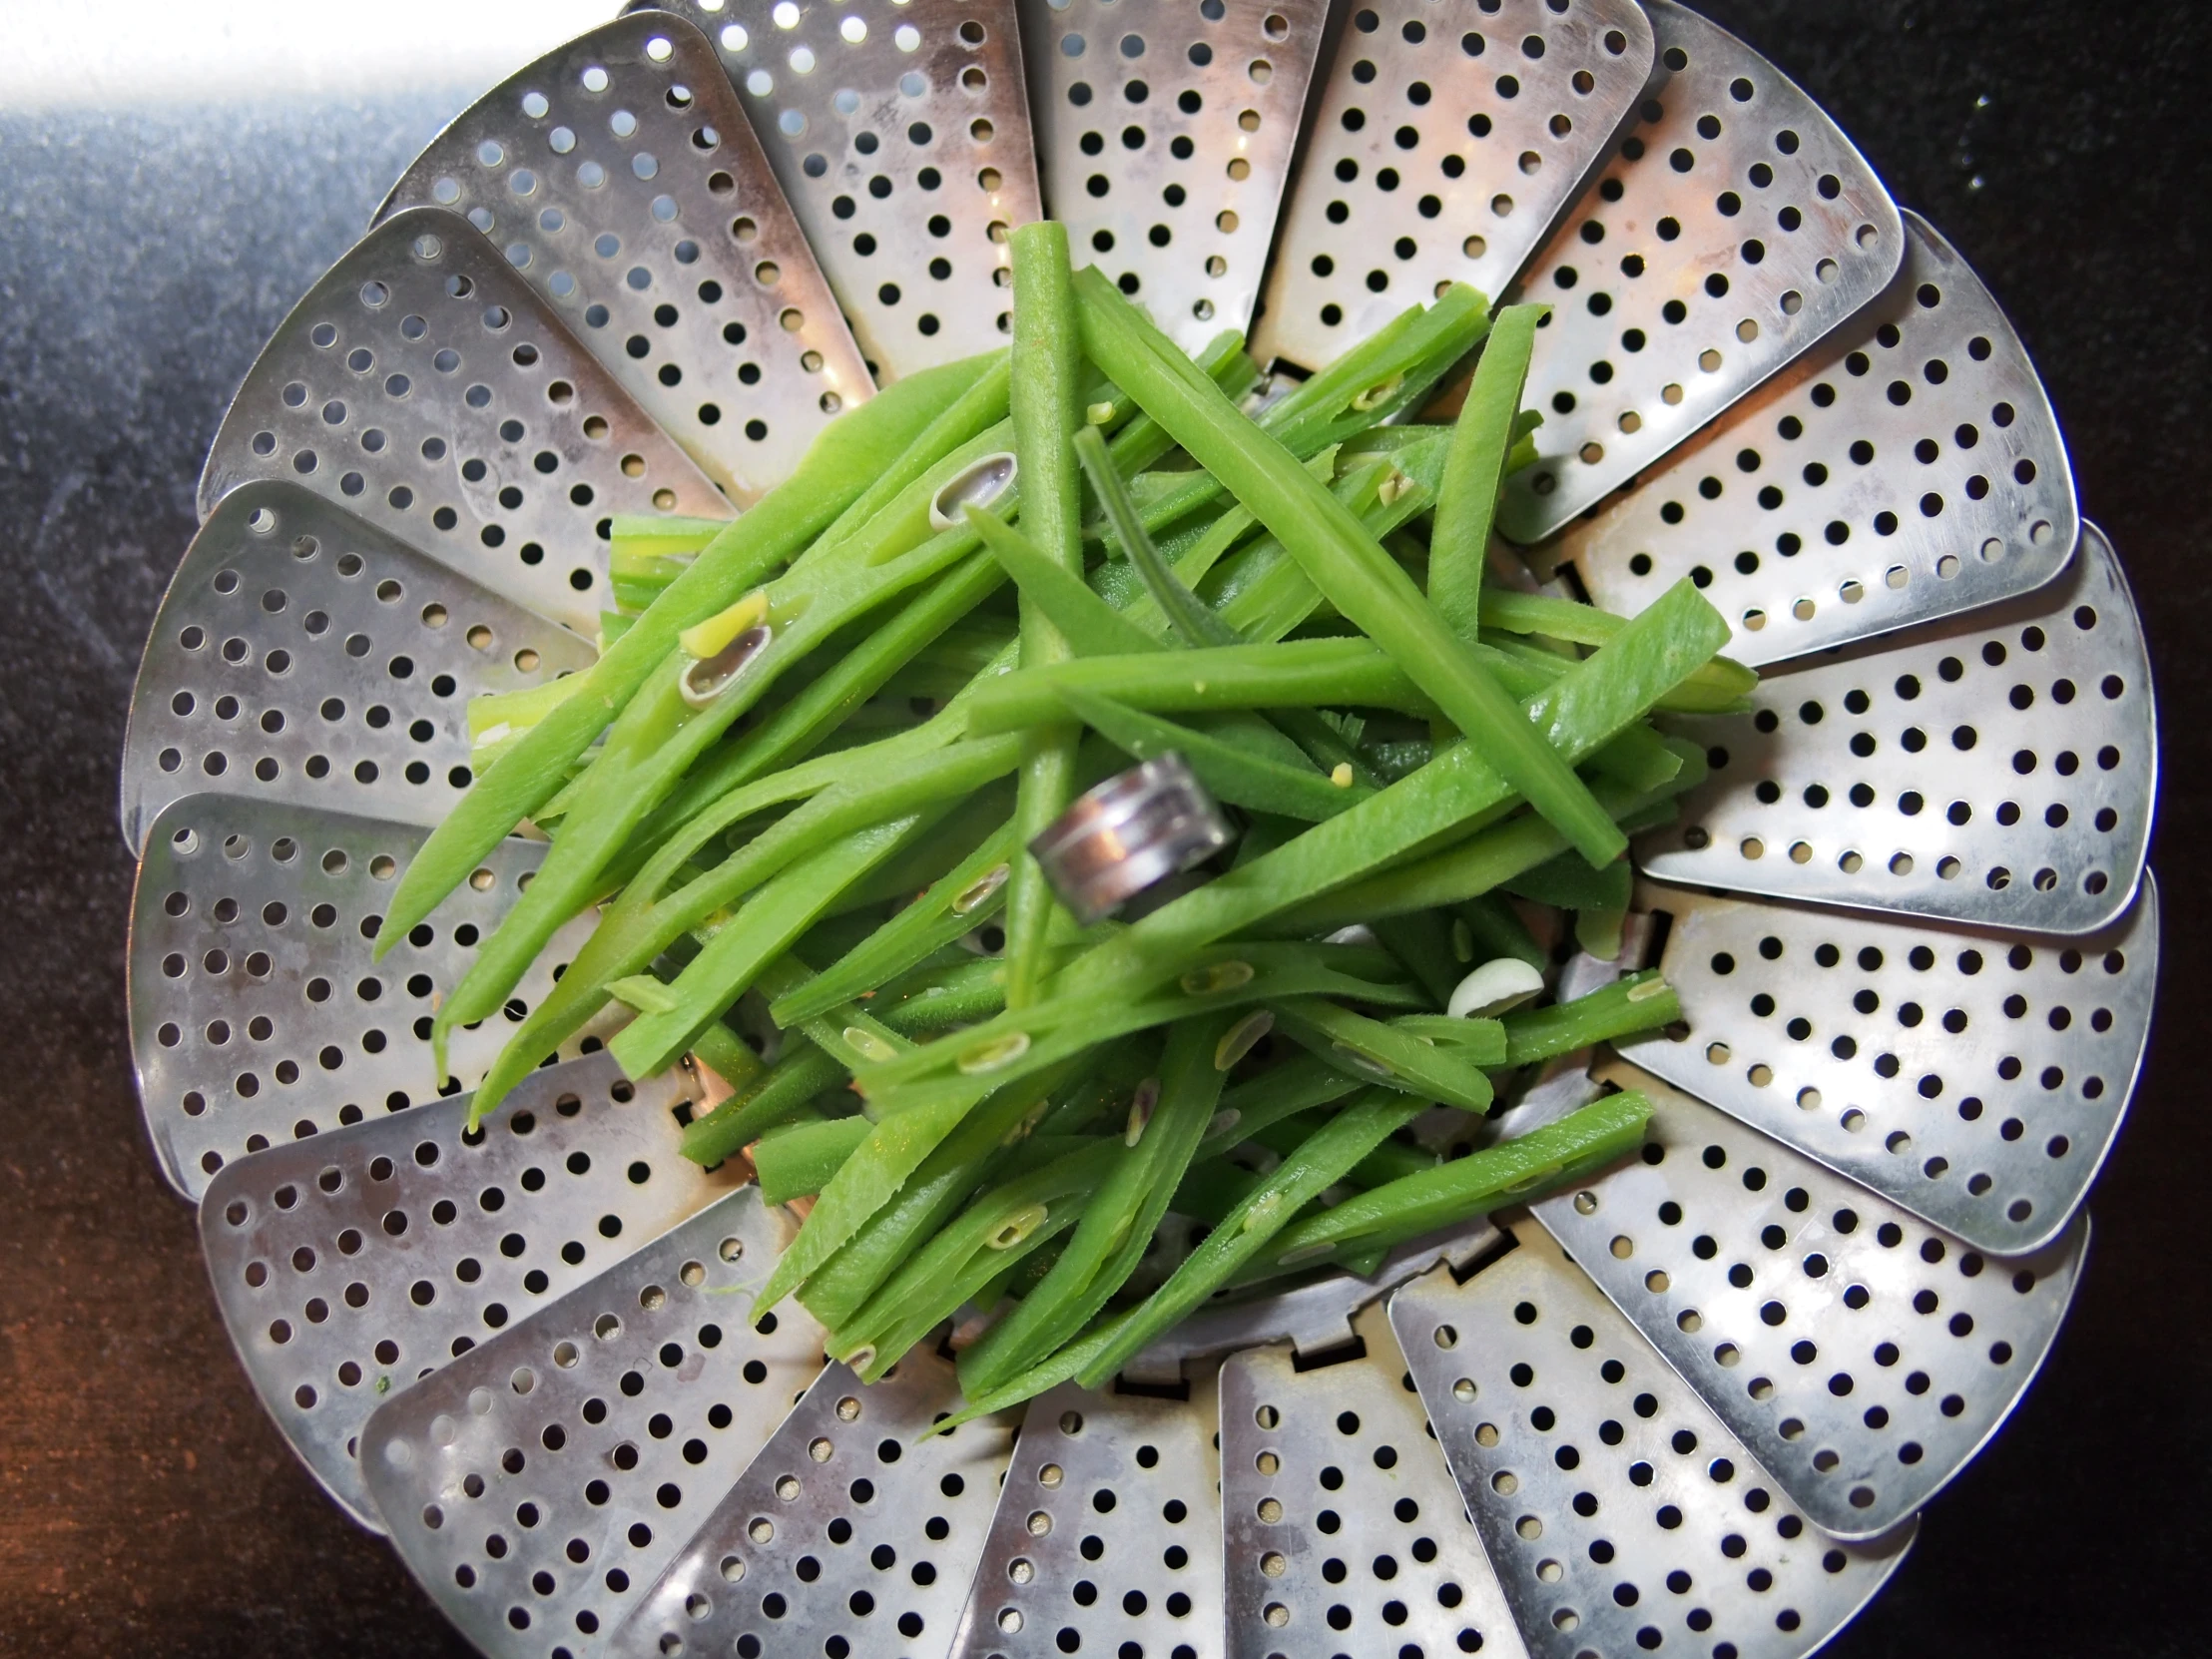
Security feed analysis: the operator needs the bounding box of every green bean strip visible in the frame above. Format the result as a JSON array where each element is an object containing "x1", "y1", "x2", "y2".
[
  {"x1": 755, "y1": 1117, "x2": 873, "y2": 1205},
  {"x1": 830, "y1": 1137, "x2": 1125, "y2": 1377},
  {"x1": 959, "y1": 1013, "x2": 1232, "y2": 1395},
  {"x1": 965, "y1": 638, "x2": 1438, "y2": 731},
  {"x1": 608, "y1": 513, "x2": 730, "y2": 559},
  {"x1": 1074, "y1": 269, "x2": 1624, "y2": 867},
  {"x1": 1268, "y1": 999, "x2": 1502, "y2": 1111},
  {"x1": 1074, "y1": 424, "x2": 1238, "y2": 649},
  {"x1": 771, "y1": 824, "x2": 1018, "y2": 1025},
  {"x1": 1003, "y1": 224, "x2": 1086, "y2": 1014},
  {"x1": 1479, "y1": 590, "x2": 1758, "y2": 707},
  {"x1": 1369, "y1": 907, "x2": 1463, "y2": 1006},
  {"x1": 381, "y1": 350, "x2": 1001, "y2": 950},
  {"x1": 686, "y1": 1017, "x2": 766, "y2": 1098},
  {"x1": 1504, "y1": 844, "x2": 1635, "y2": 914},
  {"x1": 1429, "y1": 304, "x2": 1546, "y2": 639},
  {"x1": 1057, "y1": 689, "x2": 1371, "y2": 821},
  {"x1": 1260, "y1": 755, "x2": 1699, "y2": 936},
  {"x1": 1454, "y1": 893, "x2": 1545, "y2": 971},
  {"x1": 681, "y1": 1049, "x2": 846, "y2": 1165},
  {"x1": 1245, "y1": 1092, "x2": 1653, "y2": 1273},
  {"x1": 966, "y1": 510, "x2": 1162, "y2": 657},
  {"x1": 1204, "y1": 1055, "x2": 1363, "y2": 1156},
  {"x1": 926, "y1": 1309, "x2": 1146, "y2": 1439},
  {"x1": 1499, "y1": 970, "x2": 1680, "y2": 1065},
  {"x1": 1072, "y1": 1089, "x2": 1429, "y2": 1389}
]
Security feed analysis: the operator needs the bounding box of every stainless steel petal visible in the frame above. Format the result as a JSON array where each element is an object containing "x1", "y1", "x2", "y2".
[
  {"x1": 613, "y1": 1350, "x2": 1016, "y2": 1659},
  {"x1": 378, "y1": 11, "x2": 872, "y2": 497},
  {"x1": 652, "y1": 0, "x2": 1043, "y2": 379},
  {"x1": 129, "y1": 797, "x2": 595, "y2": 1199},
  {"x1": 199, "y1": 206, "x2": 726, "y2": 633},
  {"x1": 197, "y1": 1053, "x2": 729, "y2": 1530},
  {"x1": 1532, "y1": 1062, "x2": 2086, "y2": 1538},
  {"x1": 359, "y1": 1186, "x2": 825, "y2": 1655},
  {"x1": 1640, "y1": 521, "x2": 2155, "y2": 933},
  {"x1": 1219, "y1": 1308, "x2": 1528, "y2": 1659},
  {"x1": 1541, "y1": 212, "x2": 2078, "y2": 667},
  {"x1": 1021, "y1": 0, "x2": 1327, "y2": 354},
  {"x1": 1392, "y1": 1225, "x2": 1916, "y2": 1659},
  {"x1": 1498, "y1": 0, "x2": 1905, "y2": 544},
  {"x1": 120, "y1": 482, "x2": 594, "y2": 853},
  {"x1": 950, "y1": 1378, "x2": 1225, "y2": 1658},
  {"x1": 1623, "y1": 875, "x2": 2157, "y2": 1253},
  {"x1": 1256, "y1": 0, "x2": 1653, "y2": 373}
]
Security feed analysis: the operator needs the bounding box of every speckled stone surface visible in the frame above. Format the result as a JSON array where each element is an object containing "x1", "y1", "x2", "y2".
[{"x1": 0, "y1": 4, "x2": 2204, "y2": 1655}]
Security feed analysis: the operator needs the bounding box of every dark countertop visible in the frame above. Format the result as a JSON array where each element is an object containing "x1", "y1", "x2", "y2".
[{"x1": 1, "y1": 3, "x2": 2204, "y2": 1654}]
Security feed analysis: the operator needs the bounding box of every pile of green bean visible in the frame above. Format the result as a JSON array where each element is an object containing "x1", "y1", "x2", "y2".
[{"x1": 386, "y1": 222, "x2": 1757, "y2": 1412}]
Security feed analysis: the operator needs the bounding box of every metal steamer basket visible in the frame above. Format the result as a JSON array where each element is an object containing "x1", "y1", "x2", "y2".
[{"x1": 120, "y1": 2, "x2": 2159, "y2": 1655}]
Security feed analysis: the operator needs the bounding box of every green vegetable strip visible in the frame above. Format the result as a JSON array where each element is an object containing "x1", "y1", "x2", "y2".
[
  {"x1": 1268, "y1": 999, "x2": 1501, "y2": 1111},
  {"x1": 1205, "y1": 1055, "x2": 1364, "y2": 1156},
  {"x1": 959, "y1": 1013, "x2": 1231, "y2": 1396},
  {"x1": 1057, "y1": 689, "x2": 1370, "y2": 822},
  {"x1": 928, "y1": 1309, "x2": 1146, "y2": 1439},
  {"x1": 1266, "y1": 751, "x2": 1701, "y2": 935},
  {"x1": 1479, "y1": 591, "x2": 1758, "y2": 709},
  {"x1": 1074, "y1": 270, "x2": 1623, "y2": 868},
  {"x1": 1455, "y1": 894, "x2": 1545, "y2": 970},
  {"x1": 772, "y1": 823, "x2": 1018, "y2": 1025},
  {"x1": 1499, "y1": 970, "x2": 1681, "y2": 1065},
  {"x1": 1505, "y1": 844, "x2": 1636, "y2": 913},
  {"x1": 1072, "y1": 1090, "x2": 1430, "y2": 1389},
  {"x1": 1249, "y1": 1092, "x2": 1653, "y2": 1270},
  {"x1": 967, "y1": 511, "x2": 1162, "y2": 657},
  {"x1": 686, "y1": 1017, "x2": 765, "y2": 1098},
  {"x1": 830, "y1": 1137, "x2": 1125, "y2": 1376},
  {"x1": 682, "y1": 1048, "x2": 845, "y2": 1164},
  {"x1": 1074, "y1": 424, "x2": 1240, "y2": 649},
  {"x1": 1003, "y1": 225, "x2": 1087, "y2": 1012},
  {"x1": 755, "y1": 1117, "x2": 873, "y2": 1205},
  {"x1": 965, "y1": 639, "x2": 1439, "y2": 731},
  {"x1": 380, "y1": 350, "x2": 1001, "y2": 950},
  {"x1": 1429, "y1": 303, "x2": 1546, "y2": 639}
]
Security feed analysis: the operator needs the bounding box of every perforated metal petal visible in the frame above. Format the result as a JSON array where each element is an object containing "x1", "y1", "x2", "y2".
[
  {"x1": 1531, "y1": 1063, "x2": 2086, "y2": 1538},
  {"x1": 120, "y1": 483, "x2": 594, "y2": 853},
  {"x1": 359, "y1": 1187, "x2": 824, "y2": 1654},
  {"x1": 1392, "y1": 1229, "x2": 1914, "y2": 1659},
  {"x1": 1624, "y1": 876, "x2": 2157, "y2": 1254},
  {"x1": 198, "y1": 1054, "x2": 725, "y2": 1530},
  {"x1": 950, "y1": 1378, "x2": 1224, "y2": 1658},
  {"x1": 1219, "y1": 1310, "x2": 1528, "y2": 1659},
  {"x1": 613, "y1": 1350, "x2": 1015, "y2": 1659},
  {"x1": 200, "y1": 206, "x2": 726, "y2": 634},
  {"x1": 1639, "y1": 522, "x2": 2155, "y2": 934},
  {"x1": 1020, "y1": 0, "x2": 1326, "y2": 355},
  {"x1": 1542, "y1": 213, "x2": 2078, "y2": 666},
  {"x1": 129, "y1": 797, "x2": 596, "y2": 1199},
  {"x1": 1497, "y1": 0, "x2": 1905, "y2": 544},
  {"x1": 651, "y1": 0, "x2": 1042, "y2": 379},
  {"x1": 1255, "y1": 0, "x2": 1653, "y2": 373},
  {"x1": 378, "y1": 12, "x2": 872, "y2": 498}
]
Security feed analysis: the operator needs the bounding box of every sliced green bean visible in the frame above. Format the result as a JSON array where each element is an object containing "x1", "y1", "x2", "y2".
[
  {"x1": 1246, "y1": 1091, "x2": 1653, "y2": 1273},
  {"x1": 1057, "y1": 688, "x2": 1371, "y2": 821},
  {"x1": 1453, "y1": 893, "x2": 1545, "y2": 971},
  {"x1": 1074, "y1": 424, "x2": 1238, "y2": 649},
  {"x1": 1479, "y1": 590, "x2": 1758, "y2": 709},
  {"x1": 682, "y1": 1047, "x2": 846, "y2": 1165},
  {"x1": 755, "y1": 1116, "x2": 873, "y2": 1205},
  {"x1": 1504, "y1": 844, "x2": 1635, "y2": 914},
  {"x1": 1500, "y1": 969, "x2": 1680, "y2": 1065},
  {"x1": 1004, "y1": 224, "x2": 1087, "y2": 1013},
  {"x1": 1429, "y1": 304, "x2": 1546, "y2": 640},
  {"x1": 1269, "y1": 999, "x2": 1501, "y2": 1111},
  {"x1": 966, "y1": 509, "x2": 1161, "y2": 657}
]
